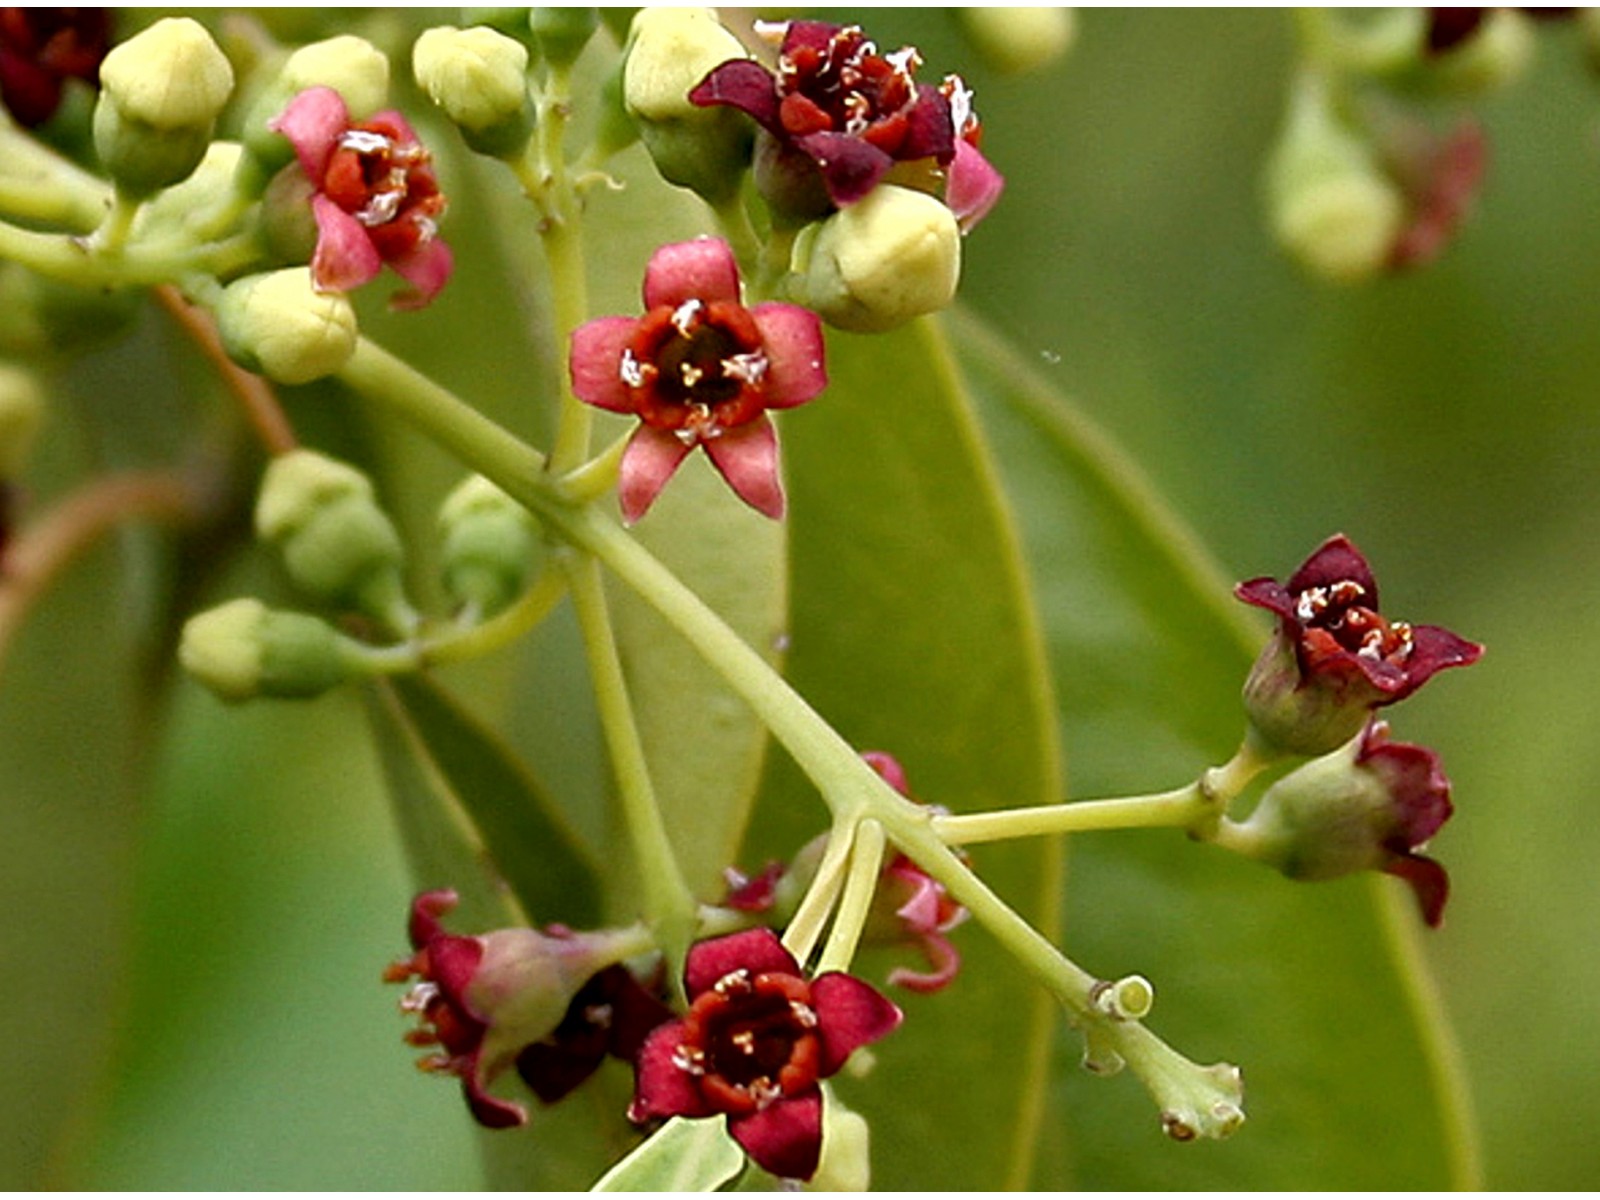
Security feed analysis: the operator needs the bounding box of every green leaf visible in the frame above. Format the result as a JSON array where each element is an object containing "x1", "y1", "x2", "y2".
[
  {"x1": 372, "y1": 673, "x2": 603, "y2": 928},
  {"x1": 590, "y1": 1117, "x2": 745, "y2": 1192},
  {"x1": 748, "y1": 317, "x2": 1065, "y2": 1190},
  {"x1": 948, "y1": 308, "x2": 1476, "y2": 1189}
]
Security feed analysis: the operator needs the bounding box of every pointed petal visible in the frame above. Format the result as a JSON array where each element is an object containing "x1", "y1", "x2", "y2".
[
  {"x1": 946, "y1": 138, "x2": 1006, "y2": 232},
  {"x1": 750, "y1": 304, "x2": 826, "y2": 408},
  {"x1": 810, "y1": 972, "x2": 902, "y2": 1077},
  {"x1": 703, "y1": 418, "x2": 785, "y2": 520},
  {"x1": 643, "y1": 237, "x2": 743, "y2": 309},
  {"x1": 1394, "y1": 624, "x2": 1484, "y2": 699},
  {"x1": 728, "y1": 1092, "x2": 823, "y2": 1181},
  {"x1": 407, "y1": 889, "x2": 460, "y2": 948},
  {"x1": 795, "y1": 131, "x2": 894, "y2": 207},
  {"x1": 892, "y1": 870, "x2": 944, "y2": 934},
  {"x1": 388, "y1": 237, "x2": 454, "y2": 311},
  {"x1": 1234, "y1": 577, "x2": 1297, "y2": 622},
  {"x1": 461, "y1": 1057, "x2": 528, "y2": 1128},
  {"x1": 628, "y1": 1021, "x2": 713, "y2": 1121},
  {"x1": 684, "y1": 928, "x2": 798, "y2": 998},
  {"x1": 861, "y1": 751, "x2": 910, "y2": 795},
  {"x1": 570, "y1": 316, "x2": 640, "y2": 412},
  {"x1": 688, "y1": 58, "x2": 782, "y2": 134},
  {"x1": 1384, "y1": 853, "x2": 1450, "y2": 928},
  {"x1": 1286, "y1": 534, "x2": 1378, "y2": 607},
  {"x1": 268, "y1": 85, "x2": 349, "y2": 181},
  {"x1": 887, "y1": 932, "x2": 962, "y2": 994},
  {"x1": 901, "y1": 84, "x2": 957, "y2": 164},
  {"x1": 618, "y1": 426, "x2": 692, "y2": 524},
  {"x1": 310, "y1": 193, "x2": 382, "y2": 294}
]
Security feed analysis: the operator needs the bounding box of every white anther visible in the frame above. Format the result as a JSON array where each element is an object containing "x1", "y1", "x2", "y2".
[
  {"x1": 713, "y1": 968, "x2": 752, "y2": 996},
  {"x1": 620, "y1": 350, "x2": 648, "y2": 388},
  {"x1": 400, "y1": 981, "x2": 439, "y2": 1014},
  {"x1": 671, "y1": 1044, "x2": 707, "y2": 1075},
  {"x1": 356, "y1": 190, "x2": 402, "y2": 227},
  {"x1": 671, "y1": 299, "x2": 703, "y2": 336},
  {"x1": 789, "y1": 1000, "x2": 818, "y2": 1028},
  {"x1": 722, "y1": 351, "x2": 768, "y2": 385},
  {"x1": 1295, "y1": 586, "x2": 1329, "y2": 622},
  {"x1": 339, "y1": 129, "x2": 392, "y2": 154},
  {"x1": 1329, "y1": 579, "x2": 1366, "y2": 605}
]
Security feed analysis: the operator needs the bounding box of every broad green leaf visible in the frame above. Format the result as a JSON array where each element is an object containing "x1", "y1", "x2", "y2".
[
  {"x1": 949, "y1": 308, "x2": 1474, "y2": 1189},
  {"x1": 746, "y1": 318, "x2": 1065, "y2": 1191},
  {"x1": 591, "y1": 1117, "x2": 745, "y2": 1192}
]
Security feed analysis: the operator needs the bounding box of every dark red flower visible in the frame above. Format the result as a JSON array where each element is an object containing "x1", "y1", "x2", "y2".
[
  {"x1": 1235, "y1": 533, "x2": 1482, "y2": 755},
  {"x1": 570, "y1": 237, "x2": 826, "y2": 522},
  {"x1": 270, "y1": 86, "x2": 452, "y2": 310},
  {"x1": 629, "y1": 928, "x2": 901, "y2": 1181},
  {"x1": 516, "y1": 963, "x2": 673, "y2": 1105},
  {"x1": 689, "y1": 20, "x2": 1002, "y2": 229},
  {"x1": 0, "y1": 7, "x2": 108, "y2": 128}
]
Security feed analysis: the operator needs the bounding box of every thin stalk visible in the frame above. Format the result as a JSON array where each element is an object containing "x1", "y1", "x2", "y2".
[
  {"x1": 418, "y1": 568, "x2": 569, "y2": 667},
  {"x1": 814, "y1": 819, "x2": 885, "y2": 975}
]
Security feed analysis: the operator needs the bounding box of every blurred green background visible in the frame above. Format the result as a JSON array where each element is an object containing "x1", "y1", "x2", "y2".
[{"x1": 3, "y1": 8, "x2": 1597, "y2": 1190}]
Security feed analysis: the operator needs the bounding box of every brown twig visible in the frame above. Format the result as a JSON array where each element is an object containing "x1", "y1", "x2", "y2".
[{"x1": 153, "y1": 284, "x2": 299, "y2": 456}]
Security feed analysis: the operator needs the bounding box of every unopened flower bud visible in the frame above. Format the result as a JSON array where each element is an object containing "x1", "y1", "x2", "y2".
[
  {"x1": 958, "y1": 7, "x2": 1076, "y2": 76},
  {"x1": 791, "y1": 185, "x2": 962, "y2": 332},
  {"x1": 133, "y1": 140, "x2": 249, "y2": 246},
  {"x1": 1266, "y1": 76, "x2": 1404, "y2": 284},
  {"x1": 1418, "y1": 8, "x2": 1533, "y2": 95},
  {"x1": 93, "y1": 17, "x2": 234, "y2": 195},
  {"x1": 413, "y1": 25, "x2": 534, "y2": 159},
  {"x1": 254, "y1": 449, "x2": 412, "y2": 629},
  {"x1": 1219, "y1": 721, "x2": 1454, "y2": 925},
  {"x1": 438, "y1": 474, "x2": 539, "y2": 617},
  {"x1": 242, "y1": 35, "x2": 391, "y2": 171},
  {"x1": 623, "y1": 7, "x2": 753, "y2": 205},
  {"x1": 215, "y1": 268, "x2": 359, "y2": 386},
  {"x1": 529, "y1": 8, "x2": 599, "y2": 68},
  {"x1": 179, "y1": 597, "x2": 357, "y2": 702},
  {"x1": 0, "y1": 363, "x2": 44, "y2": 478}
]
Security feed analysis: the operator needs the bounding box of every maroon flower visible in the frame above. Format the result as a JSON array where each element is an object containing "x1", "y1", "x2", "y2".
[
  {"x1": 1235, "y1": 533, "x2": 1482, "y2": 755},
  {"x1": 0, "y1": 7, "x2": 108, "y2": 128},
  {"x1": 689, "y1": 20, "x2": 1002, "y2": 229},
  {"x1": 384, "y1": 890, "x2": 648, "y2": 1128},
  {"x1": 1387, "y1": 119, "x2": 1488, "y2": 272},
  {"x1": 1228, "y1": 720, "x2": 1455, "y2": 926},
  {"x1": 569, "y1": 237, "x2": 826, "y2": 523},
  {"x1": 516, "y1": 963, "x2": 673, "y2": 1105},
  {"x1": 269, "y1": 86, "x2": 452, "y2": 310},
  {"x1": 629, "y1": 928, "x2": 901, "y2": 1181}
]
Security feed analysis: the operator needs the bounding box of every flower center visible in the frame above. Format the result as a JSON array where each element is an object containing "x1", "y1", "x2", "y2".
[
  {"x1": 677, "y1": 969, "x2": 821, "y2": 1114},
  {"x1": 323, "y1": 119, "x2": 447, "y2": 254},
  {"x1": 1295, "y1": 579, "x2": 1414, "y2": 663},
  {"x1": 774, "y1": 24, "x2": 920, "y2": 149},
  {"x1": 621, "y1": 300, "x2": 770, "y2": 440}
]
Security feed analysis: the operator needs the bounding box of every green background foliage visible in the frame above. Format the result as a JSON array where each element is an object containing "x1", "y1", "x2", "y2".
[{"x1": 3, "y1": 8, "x2": 1596, "y2": 1191}]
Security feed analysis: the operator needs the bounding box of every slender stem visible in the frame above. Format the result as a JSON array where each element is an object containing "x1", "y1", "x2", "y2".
[
  {"x1": 0, "y1": 215, "x2": 262, "y2": 290},
  {"x1": 153, "y1": 285, "x2": 298, "y2": 455},
  {"x1": 935, "y1": 785, "x2": 1208, "y2": 845},
  {"x1": 0, "y1": 126, "x2": 111, "y2": 231},
  {"x1": 418, "y1": 568, "x2": 569, "y2": 667},
  {"x1": 564, "y1": 552, "x2": 699, "y2": 978},
  {"x1": 556, "y1": 428, "x2": 628, "y2": 504},
  {"x1": 781, "y1": 819, "x2": 857, "y2": 966},
  {"x1": 91, "y1": 189, "x2": 141, "y2": 257},
  {"x1": 708, "y1": 192, "x2": 762, "y2": 280},
  {"x1": 815, "y1": 819, "x2": 885, "y2": 975}
]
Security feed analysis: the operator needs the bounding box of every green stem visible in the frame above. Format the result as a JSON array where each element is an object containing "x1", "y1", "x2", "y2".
[
  {"x1": 781, "y1": 819, "x2": 856, "y2": 966},
  {"x1": 0, "y1": 126, "x2": 111, "y2": 232},
  {"x1": 418, "y1": 568, "x2": 569, "y2": 667},
  {"x1": 0, "y1": 216, "x2": 261, "y2": 289},
  {"x1": 814, "y1": 818, "x2": 885, "y2": 975}
]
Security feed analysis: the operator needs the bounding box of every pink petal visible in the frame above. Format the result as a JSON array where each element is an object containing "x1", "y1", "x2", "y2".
[
  {"x1": 892, "y1": 871, "x2": 944, "y2": 935},
  {"x1": 794, "y1": 131, "x2": 894, "y2": 207},
  {"x1": 703, "y1": 418, "x2": 785, "y2": 520},
  {"x1": 688, "y1": 58, "x2": 783, "y2": 134},
  {"x1": 861, "y1": 751, "x2": 910, "y2": 795},
  {"x1": 810, "y1": 972, "x2": 902, "y2": 1077},
  {"x1": 618, "y1": 426, "x2": 692, "y2": 525},
  {"x1": 684, "y1": 928, "x2": 798, "y2": 999},
  {"x1": 643, "y1": 237, "x2": 742, "y2": 310},
  {"x1": 628, "y1": 1021, "x2": 712, "y2": 1121},
  {"x1": 368, "y1": 107, "x2": 422, "y2": 145},
  {"x1": 310, "y1": 193, "x2": 382, "y2": 293},
  {"x1": 569, "y1": 316, "x2": 639, "y2": 412},
  {"x1": 946, "y1": 138, "x2": 1005, "y2": 233},
  {"x1": 1384, "y1": 853, "x2": 1450, "y2": 928},
  {"x1": 886, "y1": 932, "x2": 961, "y2": 995},
  {"x1": 750, "y1": 304, "x2": 826, "y2": 409},
  {"x1": 268, "y1": 85, "x2": 349, "y2": 182},
  {"x1": 461, "y1": 1056, "x2": 529, "y2": 1129},
  {"x1": 728, "y1": 1091, "x2": 823, "y2": 1181},
  {"x1": 407, "y1": 888, "x2": 459, "y2": 947},
  {"x1": 388, "y1": 237, "x2": 454, "y2": 311}
]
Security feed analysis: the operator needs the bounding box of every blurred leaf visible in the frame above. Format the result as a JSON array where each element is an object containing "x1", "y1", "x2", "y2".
[
  {"x1": 371, "y1": 673, "x2": 603, "y2": 928},
  {"x1": 591, "y1": 1117, "x2": 745, "y2": 1192},
  {"x1": 950, "y1": 308, "x2": 1475, "y2": 1189},
  {"x1": 749, "y1": 318, "x2": 1065, "y2": 1190}
]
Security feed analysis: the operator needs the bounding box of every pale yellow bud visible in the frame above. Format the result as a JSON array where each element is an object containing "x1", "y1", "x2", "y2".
[{"x1": 215, "y1": 269, "x2": 359, "y2": 386}]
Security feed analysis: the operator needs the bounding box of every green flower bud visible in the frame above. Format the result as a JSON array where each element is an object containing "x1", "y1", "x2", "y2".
[
  {"x1": 215, "y1": 268, "x2": 359, "y2": 386},
  {"x1": 179, "y1": 597, "x2": 357, "y2": 702},
  {"x1": 413, "y1": 25, "x2": 534, "y2": 159},
  {"x1": 791, "y1": 185, "x2": 962, "y2": 333},
  {"x1": 590, "y1": 56, "x2": 640, "y2": 163},
  {"x1": 242, "y1": 35, "x2": 391, "y2": 170},
  {"x1": 437, "y1": 474, "x2": 539, "y2": 617},
  {"x1": 1266, "y1": 75, "x2": 1403, "y2": 284},
  {"x1": 93, "y1": 17, "x2": 234, "y2": 196},
  {"x1": 254, "y1": 449, "x2": 412, "y2": 629},
  {"x1": 622, "y1": 6, "x2": 753, "y2": 204},
  {"x1": 957, "y1": 7, "x2": 1076, "y2": 76},
  {"x1": 0, "y1": 363, "x2": 45, "y2": 478},
  {"x1": 132, "y1": 140, "x2": 249, "y2": 246},
  {"x1": 529, "y1": 8, "x2": 600, "y2": 67}
]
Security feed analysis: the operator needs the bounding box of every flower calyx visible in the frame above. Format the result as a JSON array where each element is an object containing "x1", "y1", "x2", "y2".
[
  {"x1": 569, "y1": 236, "x2": 826, "y2": 523},
  {"x1": 629, "y1": 928, "x2": 901, "y2": 1181}
]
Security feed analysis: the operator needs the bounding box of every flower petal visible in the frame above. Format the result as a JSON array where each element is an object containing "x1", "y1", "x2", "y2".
[
  {"x1": 728, "y1": 1091, "x2": 823, "y2": 1181},
  {"x1": 703, "y1": 417, "x2": 786, "y2": 520},
  {"x1": 810, "y1": 971, "x2": 903, "y2": 1077},
  {"x1": 901, "y1": 83, "x2": 957, "y2": 164},
  {"x1": 310, "y1": 193, "x2": 382, "y2": 294},
  {"x1": 628, "y1": 1021, "x2": 713, "y2": 1121},
  {"x1": 794, "y1": 130, "x2": 895, "y2": 206},
  {"x1": 1392, "y1": 623, "x2": 1485, "y2": 701},
  {"x1": 388, "y1": 237, "x2": 454, "y2": 311},
  {"x1": 570, "y1": 316, "x2": 640, "y2": 413},
  {"x1": 269, "y1": 85, "x2": 350, "y2": 182},
  {"x1": 1384, "y1": 852, "x2": 1450, "y2": 928},
  {"x1": 618, "y1": 426, "x2": 693, "y2": 525},
  {"x1": 946, "y1": 138, "x2": 1005, "y2": 233},
  {"x1": 643, "y1": 237, "x2": 742, "y2": 310},
  {"x1": 886, "y1": 931, "x2": 961, "y2": 995},
  {"x1": 1286, "y1": 533, "x2": 1380, "y2": 607},
  {"x1": 750, "y1": 303, "x2": 826, "y2": 409},
  {"x1": 461, "y1": 1062, "x2": 529, "y2": 1129},
  {"x1": 688, "y1": 58, "x2": 783, "y2": 134},
  {"x1": 684, "y1": 928, "x2": 798, "y2": 999}
]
